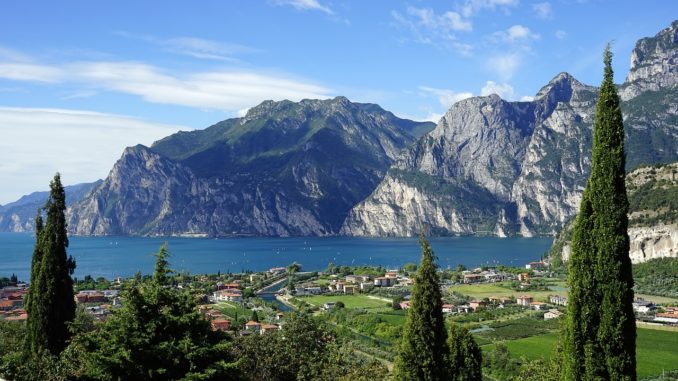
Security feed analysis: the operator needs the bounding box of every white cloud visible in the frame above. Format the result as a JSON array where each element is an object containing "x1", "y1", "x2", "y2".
[
  {"x1": 114, "y1": 32, "x2": 256, "y2": 62},
  {"x1": 555, "y1": 30, "x2": 568, "y2": 40},
  {"x1": 0, "y1": 63, "x2": 63, "y2": 83},
  {"x1": 532, "y1": 2, "x2": 552, "y2": 19},
  {"x1": 486, "y1": 53, "x2": 521, "y2": 81},
  {"x1": 419, "y1": 86, "x2": 473, "y2": 109},
  {"x1": 0, "y1": 107, "x2": 189, "y2": 204},
  {"x1": 391, "y1": 7, "x2": 474, "y2": 55},
  {"x1": 273, "y1": 0, "x2": 333, "y2": 14},
  {"x1": 0, "y1": 59, "x2": 333, "y2": 112},
  {"x1": 493, "y1": 25, "x2": 540, "y2": 43},
  {"x1": 407, "y1": 7, "x2": 472, "y2": 32},
  {"x1": 461, "y1": 0, "x2": 519, "y2": 18},
  {"x1": 520, "y1": 95, "x2": 534, "y2": 101},
  {"x1": 480, "y1": 80, "x2": 516, "y2": 100}
]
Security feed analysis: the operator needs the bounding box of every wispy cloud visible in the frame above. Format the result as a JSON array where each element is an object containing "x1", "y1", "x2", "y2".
[
  {"x1": 492, "y1": 25, "x2": 540, "y2": 43},
  {"x1": 114, "y1": 32, "x2": 256, "y2": 62},
  {"x1": 391, "y1": 6, "x2": 473, "y2": 55},
  {"x1": 532, "y1": 2, "x2": 552, "y2": 19},
  {"x1": 273, "y1": 0, "x2": 333, "y2": 14},
  {"x1": 460, "y1": 0, "x2": 519, "y2": 18},
  {"x1": 419, "y1": 86, "x2": 473, "y2": 109},
  {"x1": 0, "y1": 63, "x2": 63, "y2": 83},
  {"x1": 486, "y1": 53, "x2": 521, "y2": 81},
  {"x1": 0, "y1": 107, "x2": 189, "y2": 204},
  {"x1": 0, "y1": 52, "x2": 334, "y2": 112},
  {"x1": 480, "y1": 80, "x2": 516, "y2": 100},
  {"x1": 555, "y1": 30, "x2": 568, "y2": 40}
]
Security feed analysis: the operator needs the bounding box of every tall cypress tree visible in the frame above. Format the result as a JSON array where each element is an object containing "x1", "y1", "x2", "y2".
[
  {"x1": 448, "y1": 324, "x2": 482, "y2": 381},
  {"x1": 25, "y1": 173, "x2": 76, "y2": 356},
  {"x1": 394, "y1": 234, "x2": 450, "y2": 380},
  {"x1": 563, "y1": 46, "x2": 636, "y2": 380}
]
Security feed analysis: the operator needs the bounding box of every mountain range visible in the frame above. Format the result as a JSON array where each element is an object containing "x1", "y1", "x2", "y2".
[{"x1": 2, "y1": 20, "x2": 677, "y2": 239}]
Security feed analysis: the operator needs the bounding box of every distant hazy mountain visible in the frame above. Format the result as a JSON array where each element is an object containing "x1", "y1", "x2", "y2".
[
  {"x1": 67, "y1": 97, "x2": 434, "y2": 236},
  {"x1": 0, "y1": 181, "x2": 102, "y2": 232},
  {"x1": 341, "y1": 20, "x2": 678, "y2": 237}
]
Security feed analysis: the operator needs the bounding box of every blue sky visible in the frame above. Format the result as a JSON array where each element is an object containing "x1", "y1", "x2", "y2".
[{"x1": 0, "y1": 0, "x2": 676, "y2": 204}]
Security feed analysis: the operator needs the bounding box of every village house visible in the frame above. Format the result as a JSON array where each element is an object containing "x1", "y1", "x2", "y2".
[
  {"x1": 549, "y1": 295, "x2": 568, "y2": 306},
  {"x1": 295, "y1": 286, "x2": 323, "y2": 296},
  {"x1": 530, "y1": 301, "x2": 546, "y2": 310},
  {"x1": 517, "y1": 295, "x2": 533, "y2": 306},
  {"x1": 518, "y1": 273, "x2": 530, "y2": 282},
  {"x1": 525, "y1": 261, "x2": 546, "y2": 270},
  {"x1": 260, "y1": 324, "x2": 281, "y2": 334},
  {"x1": 275, "y1": 312, "x2": 284, "y2": 321},
  {"x1": 245, "y1": 320, "x2": 261, "y2": 332},
  {"x1": 75, "y1": 291, "x2": 106, "y2": 304},
  {"x1": 655, "y1": 308, "x2": 678, "y2": 324},
  {"x1": 632, "y1": 299, "x2": 655, "y2": 313},
  {"x1": 213, "y1": 290, "x2": 243, "y2": 303},
  {"x1": 0, "y1": 299, "x2": 22, "y2": 311},
  {"x1": 345, "y1": 275, "x2": 370, "y2": 283},
  {"x1": 373, "y1": 277, "x2": 396, "y2": 287},
  {"x1": 469, "y1": 300, "x2": 486, "y2": 311},
  {"x1": 359, "y1": 282, "x2": 374, "y2": 291},
  {"x1": 442, "y1": 304, "x2": 455, "y2": 314},
  {"x1": 384, "y1": 271, "x2": 398, "y2": 279},
  {"x1": 544, "y1": 309, "x2": 564, "y2": 320},
  {"x1": 463, "y1": 274, "x2": 484, "y2": 284},
  {"x1": 211, "y1": 319, "x2": 231, "y2": 332},
  {"x1": 269, "y1": 267, "x2": 286, "y2": 275},
  {"x1": 331, "y1": 281, "x2": 345, "y2": 292},
  {"x1": 343, "y1": 285, "x2": 358, "y2": 294}
]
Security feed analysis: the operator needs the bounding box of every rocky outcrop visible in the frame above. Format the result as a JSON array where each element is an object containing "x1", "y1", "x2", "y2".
[
  {"x1": 620, "y1": 20, "x2": 678, "y2": 101},
  {"x1": 551, "y1": 162, "x2": 678, "y2": 264},
  {"x1": 67, "y1": 97, "x2": 434, "y2": 236},
  {"x1": 629, "y1": 224, "x2": 678, "y2": 264}
]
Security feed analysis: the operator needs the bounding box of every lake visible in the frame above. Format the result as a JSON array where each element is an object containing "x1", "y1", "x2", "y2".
[{"x1": 0, "y1": 233, "x2": 553, "y2": 282}]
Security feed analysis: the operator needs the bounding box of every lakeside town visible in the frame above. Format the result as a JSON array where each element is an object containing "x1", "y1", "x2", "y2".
[{"x1": 3, "y1": 259, "x2": 677, "y2": 334}]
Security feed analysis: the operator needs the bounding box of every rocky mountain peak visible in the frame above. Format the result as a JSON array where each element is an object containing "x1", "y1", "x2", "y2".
[{"x1": 621, "y1": 19, "x2": 678, "y2": 100}]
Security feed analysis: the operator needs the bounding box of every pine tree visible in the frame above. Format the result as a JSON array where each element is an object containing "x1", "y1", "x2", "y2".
[
  {"x1": 25, "y1": 173, "x2": 76, "y2": 356},
  {"x1": 394, "y1": 234, "x2": 450, "y2": 380},
  {"x1": 251, "y1": 310, "x2": 259, "y2": 323},
  {"x1": 563, "y1": 46, "x2": 636, "y2": 381},
  {"x1": 448, "y1": 324, "x2": 482, "y2": 381},
  {"x1": 81, "y1": 244, "x2": 241, "y2": 380}
]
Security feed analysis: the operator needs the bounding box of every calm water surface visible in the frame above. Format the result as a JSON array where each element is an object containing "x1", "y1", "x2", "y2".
[{"x1": 0, "y1": 233, "x2": 553, "y2": 282}]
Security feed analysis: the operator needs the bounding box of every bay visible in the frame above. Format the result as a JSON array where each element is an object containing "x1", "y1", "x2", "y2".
[{"x1": 0, "y1": 233, "x2": 553, "y2": 282}]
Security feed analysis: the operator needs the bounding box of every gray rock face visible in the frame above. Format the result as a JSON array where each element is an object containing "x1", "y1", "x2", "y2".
[
  {"x1": 67, "y1": 97, "x2": 433, "y2": 236},
  {"x1": 343, "y1": 20, "x2": 678, "y2": 237},
  {"x1": 620, "y1": 20, "x2": 678, "y2": 101},
  {"x1": 342, "y1": 74, "x2": 598, "y2": 237}
]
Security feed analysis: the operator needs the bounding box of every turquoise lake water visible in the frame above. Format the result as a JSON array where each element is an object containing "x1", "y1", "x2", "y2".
[{"x1": 0, "y1": 233, "x2": 553, "y2": 282}]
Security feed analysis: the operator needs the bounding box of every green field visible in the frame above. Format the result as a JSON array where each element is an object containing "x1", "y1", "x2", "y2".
[
  {"x1": 301, "y1": 294, "x2": 392, "y2": 310},
  {"x1": 448, "y1": 281, "x2": 568, "y2": 302},
  {"x1": 215, "y1": 301, "x2": 251, "y2": 319},
  {"x1": 501, "y1": 328, "x2": 678, "y2": 378},
  {"x1": 636, "y1": 293, "x2": 678, "y2": 305}
]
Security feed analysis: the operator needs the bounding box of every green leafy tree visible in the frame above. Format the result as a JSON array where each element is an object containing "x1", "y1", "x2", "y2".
[
  {"x1": 563, "y1": 46, "x2": 636, "y2": 381},
  {"x1": 448, "y1": 324, "x2": 482, "y2": 381},
  {"x1": 24, "y1": 173, "x2": 76, "y2": 357},
  {"x1": 251, "y1": 310, "x2": 259, "y2": 323},
  {"x1": 393, "y1": 234, "x2": 450, "y2": 380},
  {"x1": 79, "y1": 244, "x2": 242, "y2": 380}
]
